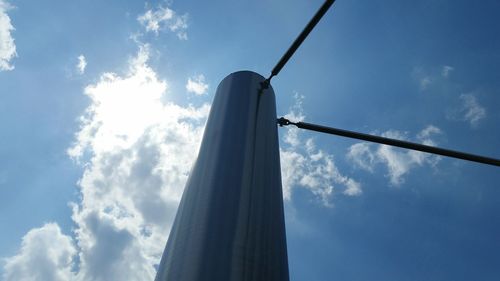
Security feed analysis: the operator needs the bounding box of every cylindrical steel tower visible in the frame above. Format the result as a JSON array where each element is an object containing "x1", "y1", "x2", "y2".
[{"x1": 154, "y1": 71, "x2": 289, "y2": 281}]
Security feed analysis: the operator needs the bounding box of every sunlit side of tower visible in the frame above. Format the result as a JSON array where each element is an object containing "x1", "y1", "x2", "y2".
[{"x1": 155, "y1": 71, "x2": 289, "y2": 281}]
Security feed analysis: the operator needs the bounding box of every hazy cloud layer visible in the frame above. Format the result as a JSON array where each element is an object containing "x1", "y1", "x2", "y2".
[
  {"x1": 280, "y1": 94, "x2": 362, "y2": 206},
  {"x1": 0, "y1": 0, "x2": 16, "y2": 71},
  {"x1": 186, "y1": 74, "x2": 209, "y2": 95},
  {"x1": 138, "y1": 5, "x2": 188, "y2": 40},
  {"x1": 347, "y1": 126, "x2": 442, "y2": 185}
]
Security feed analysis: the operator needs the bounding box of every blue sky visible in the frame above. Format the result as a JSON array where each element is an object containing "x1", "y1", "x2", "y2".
[{"x1": 1, "y1": 0, "x2": 499, "y2": 280}]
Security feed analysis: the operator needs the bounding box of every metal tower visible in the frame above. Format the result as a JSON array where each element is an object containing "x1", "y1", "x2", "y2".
[{"x1": 154, "y1": 71, "x2": 289, "y2": 281}]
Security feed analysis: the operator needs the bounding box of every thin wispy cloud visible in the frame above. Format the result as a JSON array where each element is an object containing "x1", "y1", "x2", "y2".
[
  {"x1": 442, "y1": 65, "x2": 454, "y2": 78},
  {"x1": 280, "y1": 94, "x2": 362, "y2": 206},
  {"x1": 413, "y1": 65, "x2": 454, "y2": 90},
  {"x1": 459, "y1": 93, "x2": 486, "y2": 127},
  {"x1": 0, "y1": 0, "x2": 16, "y2": 71},
  {"x1": 420, "y1": 77, "x2": 431, "y2": 90},
  {"x1": 447, "y1": 93, "x2": 486, "y2": 128},
  {"x1": 186, "y1": 74, "x2": 209, "y2": 95},
  {"x1": 412, "y1": 68, "x2": 432, "y2": 91},
  {"x1": 347, "y1": 126, "x2": 442, "y2": 186},
  {"x1": 138, "y1": 5, "x2": 188, "y2": 40},
  {"x1": 77, "y1": 54, "x2": 87, "y2": 74},
  {"x1": 413, "y1": 66, "x2": 486, "y2": 128}
]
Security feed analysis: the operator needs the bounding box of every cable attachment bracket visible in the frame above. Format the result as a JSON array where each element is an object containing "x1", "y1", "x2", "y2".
[
  {"x1": 277, "y1": 117, "x2": 292, "y2": 127},
  {"x1": 257, "y1": 78, "x2": 271, "y2": 95}
]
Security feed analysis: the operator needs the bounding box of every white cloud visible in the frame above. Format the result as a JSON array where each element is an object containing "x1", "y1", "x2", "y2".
[
  {"x1": 77, "y1": 55, "x2": 87, "y2": 74},
  {"x1": 280, "y1": 94, "x2": 362, "y2": 206},
  {"x1": 459, "y1": 93, "x2": 486, "y2": 127},
  {"x1": 347, "y1": 126, "x2": 442, "y2": 186},
  {"x1": 67, "y1": 45, "x2": 209, "y2": 280},
  {"x1": 343, "y1": 178, "x2": 362, "y2": 196},
  {"x1": 5, "y1": 46, "x2": 210, "y2": 281},
  {"x1": 442, "y1": 65, "x2": 454, "y2": 77},
  {"x1": 0, "y1": 0, "x2": 16, "y2": 71},
  {"x1": 186, "y1": 74, "x2": 209, "y2": 95},
  {"x1": 347, "y1": 142, "x2": 376, "y2": 172},
  {"x1": 138, "y1": 5, "x2": 188, "y2": 40},
  {"x1": 3, "y1": 223, "x2": 76, "y2": 281},
  {"x1": 446, "y1": 93, "x2": 487, "y2": 128},
  {"x1": 417, "y1": 125, "x2": 441, "y2": 141}
]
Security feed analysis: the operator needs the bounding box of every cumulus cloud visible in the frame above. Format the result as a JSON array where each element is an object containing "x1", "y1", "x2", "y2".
[
  {"x1": 442, "y1": 65, "x2": 454, "y2": 77},
  {"x1": 186, "y1": 74, "x2": 209, "y2": 95},
  {"x1": 138, "y1": 5, "x2": 188, "y2": 40},
  {"x1": 68, "y1": 45, "x2": 209, "y2": 280},
  {"x1": 0, "y1": 0, "x2": 16, "y2": 71},
  {"x1": 280, "y1": 94, "x2": 362, "y2": 206},
  {"x1": 347, "y1": 126, "x2": 442, "y2": 186},
  {"x1": 77, "y1": 55, "x2": 87, "y2": 74},
  {"x1": 3, "y1": 223, "x2": 76, "y2": 281},
  {"x1": 5, "y1": 46, "x2": 210, "y2": 281}
]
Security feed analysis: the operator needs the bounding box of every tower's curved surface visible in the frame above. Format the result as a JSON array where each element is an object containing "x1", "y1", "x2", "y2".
[{"x1": 155, "y1": 71, "x2": 289, "y2": 281}]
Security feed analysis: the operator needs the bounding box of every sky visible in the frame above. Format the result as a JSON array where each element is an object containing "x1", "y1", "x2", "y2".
[{"x1": 0, "y1": 0, "x2": 499, "y2": 280}]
